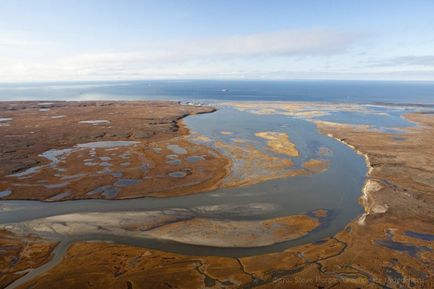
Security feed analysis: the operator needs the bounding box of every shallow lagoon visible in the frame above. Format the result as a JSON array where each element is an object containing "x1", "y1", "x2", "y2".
[
  {"x1": 314, "y1": 105, "x2": 417, "y2": 132},
  {"x1": 0, "y1": 107, "x2": 366, "y2": 257}
]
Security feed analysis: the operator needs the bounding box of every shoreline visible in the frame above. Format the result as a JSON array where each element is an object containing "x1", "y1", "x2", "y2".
[
  {"x1": 0, "y1": 100, "x2": 231, "y2": 201},
  {"x1": 323, "y1": 132, "x2": 376, "y2": 225},
  {"x1": 2, "y1": 101, "x2": 433, "y2": 289}
]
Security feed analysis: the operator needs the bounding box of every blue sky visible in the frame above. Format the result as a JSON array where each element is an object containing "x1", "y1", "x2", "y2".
[{"x1": 1, "y1": 0, "x2": 434, "y2": 81}]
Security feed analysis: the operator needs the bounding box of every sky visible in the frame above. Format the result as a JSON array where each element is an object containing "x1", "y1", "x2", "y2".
[{"x1": 1, "y1": 0, "x2": 434, "y2": 82}]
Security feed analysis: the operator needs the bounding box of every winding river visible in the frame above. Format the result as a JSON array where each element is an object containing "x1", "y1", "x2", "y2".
[{"x1": 1, "y1": 106, "x2": 367, "y2": 289}]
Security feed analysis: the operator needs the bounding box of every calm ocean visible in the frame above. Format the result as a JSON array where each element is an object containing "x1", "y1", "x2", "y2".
[{"x1": 0, "y1": 80, "x2": 433, "y2": 104}]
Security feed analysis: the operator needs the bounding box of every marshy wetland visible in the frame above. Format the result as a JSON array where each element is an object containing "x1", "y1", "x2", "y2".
[{"x1": 0, "y1": 100, "x2": 433, "y2": 289}]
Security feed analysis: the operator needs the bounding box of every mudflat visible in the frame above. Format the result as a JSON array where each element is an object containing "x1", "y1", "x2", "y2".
[
  {"x1": 0, "y1": 230, "x2": 56, "y2": 288},
  {"x1": 1, "y1": 101, "x2": 433, "y2": 289},
  {"x1": 0, "y1": 101, "x2": 230, "y2": 200}
]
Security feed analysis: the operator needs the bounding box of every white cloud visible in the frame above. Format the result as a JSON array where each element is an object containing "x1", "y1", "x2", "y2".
[
  {"x1": 66, "y1": 28, "x2": 356, "y2": 63},
  {"x1": 12, "y1": 29, "x2": 432, "y2": 81},
  {"x1": 0, "y1": 28, "x2": 360, "y2": 81},
  {"x1": 365, "y1": 55, "x2": 434, "y2": 68}
]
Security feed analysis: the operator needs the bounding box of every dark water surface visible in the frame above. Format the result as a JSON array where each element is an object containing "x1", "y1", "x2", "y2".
[{"x1": 1, "y1": 80, "x2": 433, "y2": 103}]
